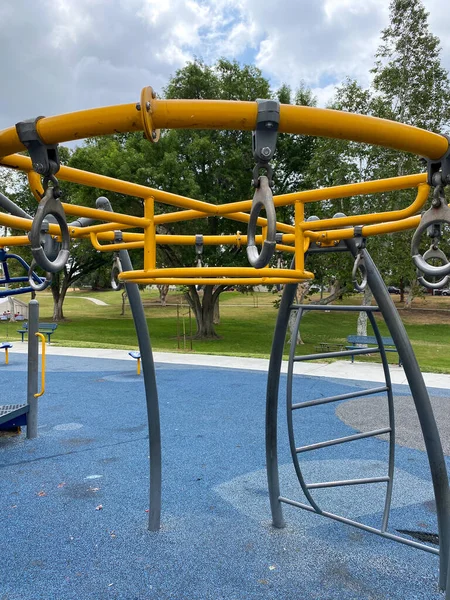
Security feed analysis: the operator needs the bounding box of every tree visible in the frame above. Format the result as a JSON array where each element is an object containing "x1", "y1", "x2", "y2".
[
  {"x1": 68, "y1": 60, "x2": 317, "y2": 338},
  {"x1": 370, "y1": 0, "x2": 450, "y2": 305}
]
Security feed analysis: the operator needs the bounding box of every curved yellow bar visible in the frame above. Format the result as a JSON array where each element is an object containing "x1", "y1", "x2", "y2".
[
  {"x1": 0, "y1": 98, "x2": 447, "y2": 159},
  {"x1": 119, "y1": 266, "x2": 312, "y2": 281}
]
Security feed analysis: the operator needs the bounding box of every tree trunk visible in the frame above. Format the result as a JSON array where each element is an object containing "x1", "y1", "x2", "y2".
[
  {"x1": 121, "y1": 291, "x2": 127, "y2": 316},
  {"x1": 213, "y1": 298, "x2": 220, "y2": 325},
  {"x1": 357, "y1": 286, "x2": 373, "y2": 338},
  {"x1": 157, "y1": 284, "x2": 169, "y2": 306},
  {"x1": 51, "y1": 270, "x2": 71, "y2": 321},
  {"x1": 183, "y1": 285, "x2": 222, "y2": 339}
]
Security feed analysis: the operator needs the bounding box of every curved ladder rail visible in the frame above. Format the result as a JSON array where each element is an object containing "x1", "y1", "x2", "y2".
[
  {"x1": 265, "y1": 245, "x2": 450, "y2": 591},
  {"x1": 285, "y1": 305, "x2": 396, "y2": 532}
]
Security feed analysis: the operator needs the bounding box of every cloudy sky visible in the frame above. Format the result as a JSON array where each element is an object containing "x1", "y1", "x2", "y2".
[{"x1": 1, "y1": 0, "x2": 450, "y2": 134}]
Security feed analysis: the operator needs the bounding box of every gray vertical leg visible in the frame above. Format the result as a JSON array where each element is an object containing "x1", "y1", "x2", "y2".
[
  {"x1": 119, "y1": 251, "x2": 162, "y2": 532},
  {"x1": 347, "y1": 241, "x2": 450, "y2": 591},
  {"x1": 266, "y1": 281, "x2": 298, "y2": 528},
  {"x1": 26, "y1": 299, "x2": 39, "y2": 439}
]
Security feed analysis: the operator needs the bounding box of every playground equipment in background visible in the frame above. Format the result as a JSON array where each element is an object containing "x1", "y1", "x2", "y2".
[
  {"x1": 0, "y1": 300, "x2": 45, "y2": 434},
  {"x1": 128, "y1": 350, "x2": 141, "y2": 375},
  {"x1": 0, "y1": 341, "x2": 12, "y2": 364},
  {"x1": 1, "y1": 90, "x2": 450, "y2": 596}
]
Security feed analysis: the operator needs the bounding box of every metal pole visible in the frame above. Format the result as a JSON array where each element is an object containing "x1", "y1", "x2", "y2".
[
  {"x1": 26, "y1": 299, "x2": 39, "y2": 439},
  {"x1": 265, "y1": 281, "x2": 299, "y2": 528},
  {"x1": 347, "y1": 240, "x2": 450, "y2": 591},
  {"x1": 119, "y1": 250, "x2": 162, "y2": 531}
]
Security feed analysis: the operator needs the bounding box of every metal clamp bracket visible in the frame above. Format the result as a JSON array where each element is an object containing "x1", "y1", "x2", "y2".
[
  {"x1": 252, "y1": 99, "x2": 280, "y2": 186},
  {"x1": 425, "y1": 134, "x2": 450, "y2": 186},
  {"x1": 16, "y1": 117, "x2": 60, "y2": 178}
]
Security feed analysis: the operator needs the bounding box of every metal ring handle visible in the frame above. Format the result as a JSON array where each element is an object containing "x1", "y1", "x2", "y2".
[
  {"x1": 29, "y1": 187, "x2": 70, "y2": 273},
  {"x1": 411, "y1": 201, "x2": 450, "y2": 278},
  {"x1": 352, "y1": 253, "x2": 367, "y2": 292},
  {"x1": 111, "y1": 256, "x2": 123, "y2": 291},
  {"x1": 246, "y1": 175, "x2": 277, "y2": 269},
  {"x1": 28, "y1": 260, "x2": 52, "y2": 292},
  {"x1": 416, "y1": 245, "x2": 450, "y2": 289},
  {"x1": 417, "y1": 273, "x2": 450, "y2": 289}
]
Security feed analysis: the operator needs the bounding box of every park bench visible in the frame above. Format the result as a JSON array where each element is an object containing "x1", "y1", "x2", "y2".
[
  {"x1": 17, "y1": 322, "x2": 58, "y2": 344},
  {"x1": 346, "y1": 335, "x2": 401, "y2": 366}
]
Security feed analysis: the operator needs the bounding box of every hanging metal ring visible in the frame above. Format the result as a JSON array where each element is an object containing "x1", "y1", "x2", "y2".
[
  {"x1": 411, "y1": 189, "x2": 450, "y2": 278},
  {"x1": 29, "y1": 186, "x2": 70, "y2": 273},
  {"x1": 111, "y1": 254, "x2": 123, "y2": 291},
  {"x1": 416, "y1": 245, "x2": 450, "y2": 289},
  {"x1": 28, "y1": 260, "x2": 52, "y2": 292},
  {"x1": 246, "y1": 175, "x2": 277, "y2": 269},
  {"x1": 352, "y1": 253, "x2": 367, "y2": 292}
]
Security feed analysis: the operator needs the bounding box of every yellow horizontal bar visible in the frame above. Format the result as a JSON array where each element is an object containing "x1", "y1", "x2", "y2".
[
  {"x1": 126, "y1": 277, "x2": 310, "y2": 285},
  {"x1": 302, "y1": 183, "x2": 430, "y2": 233},
  {"x1": 89, "y1": 233, "x2": 143, "y2": 251},
  {"x1": 69, "y1": 222, "x2": 135, "y2": 237},
  {"x1": 119, "y1": 266, "x2": 311, "y2": 280},
  {"x1": 0, "y1": 99, "x2": 447, "y2": 162},
  {"x1": 0, "y1": 235, "x2": 30, "y2": 247}
]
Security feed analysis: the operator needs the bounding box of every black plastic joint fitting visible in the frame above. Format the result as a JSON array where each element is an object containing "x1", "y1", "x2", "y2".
[
  {"x1": 195, "y1": 234, "x2": 203, "y2": 255},
  {"x1": 425, "y1": 134, "x2": 450, "y2": 186},
  {"x1": 15, "y1": 117, "x2": 60, "y2": 177},
  {"x1": 252, "y1": 99, "x2": 280, "y2": 164}
]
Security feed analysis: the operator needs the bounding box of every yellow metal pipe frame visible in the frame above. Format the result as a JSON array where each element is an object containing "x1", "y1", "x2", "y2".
[
  {"x1": 119, "y1": 266, "x2": 313, "y2": 283},
  {"x1": 0, "y1": 96, "x2": 448, "y2": 159},
  {"x1": 0, "y1": 91, "x2": 446, "y2": 287}
]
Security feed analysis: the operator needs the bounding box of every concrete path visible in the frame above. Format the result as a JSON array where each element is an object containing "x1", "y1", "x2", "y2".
[
  {"x1": 78, "y1": 297, "x2": 109, "y2": 306},
  {"x1": 8, "y1": 342, "x2": 450, "y2": 390}
]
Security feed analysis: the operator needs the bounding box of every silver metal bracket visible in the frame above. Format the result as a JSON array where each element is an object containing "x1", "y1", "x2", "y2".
[
  {"x1": 15, "y1": 117, "x2": 60, "y2": 178},
  {"x1": 425, "y1": 134, "x2": 450, "y2": 186},
  {"x1": 252, "y1": 99, "x2": 280, "y2": 186}
]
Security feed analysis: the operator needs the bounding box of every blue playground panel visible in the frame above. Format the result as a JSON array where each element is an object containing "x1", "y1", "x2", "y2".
[{"x1": 0, "y1": 352, "x2": 447, "y2": 600}]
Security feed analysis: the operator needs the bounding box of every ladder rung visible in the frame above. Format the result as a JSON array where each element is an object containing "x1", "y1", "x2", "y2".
[
  {"x1": 291, "y1": 386, "x2": 389, "y2": 410},
  {"x1": 306, "y1": 476, "x2": 390, "y2": 489},
  {"x1": 296, "y1": 427, "x2": 391, "y2": 453},
  {"x1": 294, "y1": 347, "x2": 380, "y2": 362},
  {"x1": 290, "y1": 304, "x2": 380, "y2": 313}
]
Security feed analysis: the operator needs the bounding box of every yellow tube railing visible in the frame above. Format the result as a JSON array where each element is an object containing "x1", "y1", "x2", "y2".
[
  {"x1": 0, "y1": 91, "x2": 447, "y2": 286},
  {"x1": 0, "y1": 96, "x2": 448, "y2": 159}
]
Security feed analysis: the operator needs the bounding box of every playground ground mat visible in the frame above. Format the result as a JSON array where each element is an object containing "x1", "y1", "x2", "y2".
[{"x1": 1, "y1": 351, "x2": 449, "y2": 600}]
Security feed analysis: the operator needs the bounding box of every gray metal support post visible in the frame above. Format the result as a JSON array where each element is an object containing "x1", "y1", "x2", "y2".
[
  {"x1": 347, "y1": 241, "x2": 450, "y2": 591},
  {"x1": 266, "y1": 281, "x2": 299, "y2": 528},
  {"x1": 119, "y1": 250, "x2": 162, "y2": 531},
  {"x1": 26, "y1": 299, "x2": 39, "y2": 439}
]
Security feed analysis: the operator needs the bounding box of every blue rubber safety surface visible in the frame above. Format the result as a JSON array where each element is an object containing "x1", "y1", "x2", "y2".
[{"x1": 0, "y1": 352, "x2": 448, "y2": 600}]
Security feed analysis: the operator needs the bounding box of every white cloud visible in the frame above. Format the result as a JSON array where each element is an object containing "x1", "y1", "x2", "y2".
[{"x1": 0, "y1": 0, "x2": 449, "y2": 140}]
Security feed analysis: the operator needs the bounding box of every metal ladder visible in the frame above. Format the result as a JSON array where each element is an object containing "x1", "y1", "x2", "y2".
[
  {"x1": 265, "y1": 242, "x2": 450, "y2": 593},
  {"x1": 283, "y1": 303, "x2": 396, "y2": 535}
]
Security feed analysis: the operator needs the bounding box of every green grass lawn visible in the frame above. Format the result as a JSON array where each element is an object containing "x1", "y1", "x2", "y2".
[{"x1": 2, "y1": 289, "x2": 450, "y2": 374}]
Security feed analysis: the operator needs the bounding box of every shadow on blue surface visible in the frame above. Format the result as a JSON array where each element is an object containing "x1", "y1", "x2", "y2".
[{"x1": 0, "y1": 353, "x2": 446, "y2": 599}]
